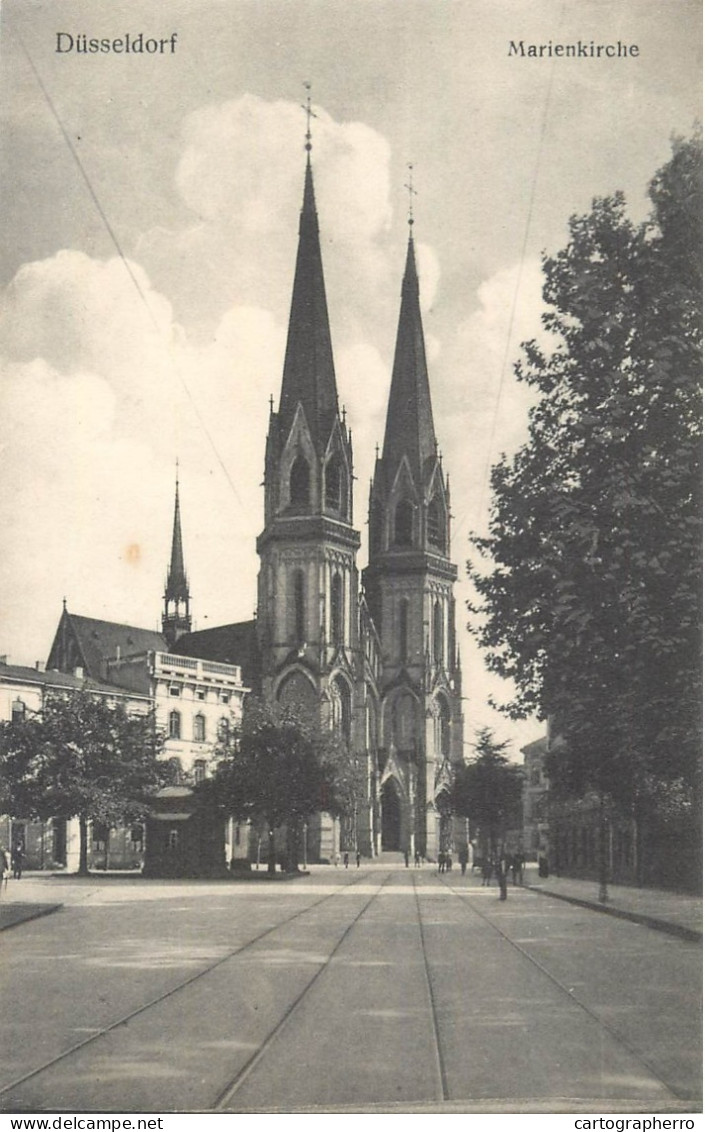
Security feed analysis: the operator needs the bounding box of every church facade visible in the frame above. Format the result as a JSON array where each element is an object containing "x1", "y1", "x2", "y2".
[
  {"x1": 251, "y1": 151, "x2": 464, "y2": 861},
  {"x1": 41, "y1": 145, "x2": 465, "y2": 868}
]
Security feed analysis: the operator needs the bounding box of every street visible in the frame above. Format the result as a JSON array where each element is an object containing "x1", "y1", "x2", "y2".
[{"x1": 0, "y1": 867, "x2": 700, "y2": 1113}]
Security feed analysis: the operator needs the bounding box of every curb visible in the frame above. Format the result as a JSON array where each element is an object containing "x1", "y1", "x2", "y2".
[
  {"x1": 525, "y1": 884, "x2": 702, "y2": 943},
  {"x1": 0, "y1": 903, "x2": 63, "y2": 932}
]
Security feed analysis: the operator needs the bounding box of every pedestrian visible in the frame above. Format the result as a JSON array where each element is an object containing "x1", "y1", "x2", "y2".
[
  {"x1": 496, "y1": 851, "x2": 508, "y2": 901},
  {"x1": 0, "y1": 846, "x2": 10, "y2": 896},
  {"x1": 343, "y1": 851, "x2": 349, "y2": 869},
  {"x1": 11, "y1": 842, "x2": 24, "y2": 880},
  {"x1": 458, "y1": 844, "x2": 469, "y2": 876},
  {"x1": 481, "y1": 858, "x2": 492, "y2": 886},
  {"x1": 446, "y1": 852, "x2": 453, "y2": 871},
  {"x1": 414, "y1": 849, "x2": 421, "y2": 867},
  {"x1": 515, "y1": 850, "x2": 525, "y2": 885},
  {"x1": 355, "y1": 850, "x2": 361, "y2": 868},
  {"x1": 510, "y1": 853, "x2": 519, "y2": 885},
  {"x1": 404, "y1": 849, "x2": 409, "y2": 868}
]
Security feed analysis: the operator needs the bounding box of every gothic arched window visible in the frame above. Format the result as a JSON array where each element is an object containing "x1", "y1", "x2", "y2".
[
  {"x1": 392, "y1": 692, "x2": 415, "y2": 751},
  {"x1": 331, "y1": 572, "x2": 343, "y2": 645},
  {"x1": 394, "y1": 500, "x2": 413, "y2": 547},
  {"x1": 433, "y1": 600, "x2": 444, "y2": 666},
  {"x1": 437, "y1": 696, "x2": 451, "y2": 758},
  {"x1": 427, "y1": 497, "x2": 444, "y2": 551},
  {"x1": 332, "y1": 676, "x2": 352, "y2": 742},
  {"x1": 289, "y1": 455, "x2": 310, "y2": 512},
  {"x1": 291, "y1": 569, "x2": 306, "y2": 643},
  {"x1": 277, "y1": 671, "x2": 318, "y2": 718},
  {"x1": 325, "y1": 457, "x2": 342, "y2": 511},
  {"x1": 399, "y1": 598, "x2": 409, "y2": 663}
]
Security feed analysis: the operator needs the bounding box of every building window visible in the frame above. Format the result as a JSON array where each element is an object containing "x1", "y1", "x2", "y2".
[
  {"x1": 11, "y1": 698, "x2": 26, "y2": 724},
  {"x1": 290, "y1": 455, "x2": 310, "y2": 511},
  {"x1": 169, "y1": 684, "x2": 181, "y2": 697},
  {"x1": 332, "y1": 676, "x2": 352, "y2": 742},
  {"x1": 196, "y1": 688, "x2": 206, "y2": 701},
  {"x1": 193, "y1": 759, "x2": 206, "y2": 784},
  {"x1": 331, "y1": 572, "x2": 343, "y2": 645},
  {"x1": 398, "y1": 599, "x2": 409, "y2": 663},
  {"x1": 427, "y1": 497, "x2": 444, "y2": 551},
  {"x1": 325, "y1": 457, "x2": 342, "y2": 511},
  {"x1": 220, "y1": 691, "x2": 230, "y2": 705},
  {"x1": 167, "y1": 757, "x2": 182, "y2": 783},
  {"x1": 168, "y1": 710, "x2": 181, "y2": 740},
  {"x1": 394, "y1": 500, "x2": 413, "y2": 547},
  {"x1": 433, "y1": 600, "x2": 444, "y2": 666},
  {"x1": 292, "y1": 569, "x2": 306, "y2": 643},
  {"x1": 193, "y1": 714, "x2": 206, "y2": 742}
]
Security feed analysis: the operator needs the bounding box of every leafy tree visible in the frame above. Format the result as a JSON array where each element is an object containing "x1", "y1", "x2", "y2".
[
  {"x1": 0, "y1": 691, "x2": 166, "y2": 874},
  {"x1": 450, "y1": 729, "x2": 524, "y2": 860},
  {"x1": 469, "y1": 133, "x2": 702, "y2": 867},
  {"x1": 206, "y1": 696, "x2": 346, "y2": 873}
]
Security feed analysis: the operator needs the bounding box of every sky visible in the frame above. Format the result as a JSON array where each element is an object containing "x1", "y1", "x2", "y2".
[{"x1": 0, "y1": 0, "x2": 700, "y2": 757}]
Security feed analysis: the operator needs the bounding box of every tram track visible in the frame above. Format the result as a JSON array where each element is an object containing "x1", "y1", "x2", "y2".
[
  {"x1": 0, "y1": 870, "x2": 373, "y2": 1106},
  {"x1": 214, "y1": 871, "x2": 394, "y2": 1109},
  {"x1": 435, "y1": 874, "x2": 688, "y2": 1104}
]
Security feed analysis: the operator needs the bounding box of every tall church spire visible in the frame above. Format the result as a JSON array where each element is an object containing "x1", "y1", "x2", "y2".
[
  {"x1": 277, "y1": 152, "x2": 339, "y2": 454},
  {"x1": 163, "y1": 466, "x2": 191, "y2": 647},
  {"x1": 380, "y1": 232, "x2": 437, "y2": 487}
]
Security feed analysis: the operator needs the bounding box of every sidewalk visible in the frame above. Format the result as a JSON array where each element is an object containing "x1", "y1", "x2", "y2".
[{"x1": 525, "y1": 868, "x2": 702, "y2": 942}]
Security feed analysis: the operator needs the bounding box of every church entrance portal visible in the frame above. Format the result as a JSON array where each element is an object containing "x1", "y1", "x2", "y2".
[{"x1": 381, "y1": 778, "x2": 402, "y2": 851}]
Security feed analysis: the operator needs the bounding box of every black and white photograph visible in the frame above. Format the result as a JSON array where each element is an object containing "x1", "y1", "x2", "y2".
[{"x1": 0, "y1": 0, "x2": 701, "y2": 1118}]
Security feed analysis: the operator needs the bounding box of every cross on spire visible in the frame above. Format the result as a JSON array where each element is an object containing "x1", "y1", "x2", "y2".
[
  {"x1": 301, "y1": 81, "x2": 317, "y2": 153},
  {"x1": 404, "y1": 163, "x2": 417, "y2": 228}
]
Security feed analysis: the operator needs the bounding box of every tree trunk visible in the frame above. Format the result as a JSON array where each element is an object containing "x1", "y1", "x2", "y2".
[
  {"x1": 598, "y1": 794, "x2": 609, "y2": 904},
  {"x1": 267, "y1": 827, "x2": 276, "y2": 875},
  {"x1": 78, "y1": 815, "x2": 89, "y2": 876}
]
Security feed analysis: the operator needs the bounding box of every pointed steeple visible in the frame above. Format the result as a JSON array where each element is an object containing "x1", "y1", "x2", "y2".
[
  {"x1": 163, "y1": 467, "x2": 191, "y2": 647},
  {"x1": 165, "y1": 472, "x2": 189, "y2": 604},
  {"x1": 277, "y1": 155, "x2": 339, "y2": 453},
  {"x1": 380, "y1": 234, "x2": 437, "y2": 485}
]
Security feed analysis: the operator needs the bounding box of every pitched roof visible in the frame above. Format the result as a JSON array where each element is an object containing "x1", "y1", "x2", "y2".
[
  {"x1": 173, "y1": 620, "x2": 260, "y2": 688},
  {"x1": 380, "y1": 236, "x2": 437, "y2": 486},
  {"x1": 47, "y1": 610, "x2": 167, "y2": 681},
  {"x1": 277, "y1": 157, "x2": 339, "y2": 454},
  {"x1": 0, "y1": 663, "x2": 149, "y2": 700}
]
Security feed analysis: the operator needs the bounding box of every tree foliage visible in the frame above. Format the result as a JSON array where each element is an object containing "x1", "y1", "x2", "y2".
[
  {"x1": 469, "y1": 132, "x2": 702, "y2": 814},
  {"x1": 449, "y1": 729, "x2": 524, "y2": 856},
  {"x1": 0, "y1": 691, "x2": 166, "y2": 873},
  {"x1": 205, "y1": 696, "x2": 350, "y2": 871}
]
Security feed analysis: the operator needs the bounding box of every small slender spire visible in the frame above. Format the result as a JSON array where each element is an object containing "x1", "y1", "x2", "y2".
[{"x1": 165, "y1": 465, "x2": 189, "y2": 604}]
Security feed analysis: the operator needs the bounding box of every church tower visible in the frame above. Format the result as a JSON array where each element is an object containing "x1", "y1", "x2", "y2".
[
  {"x1": 363, "y1": 221, "x2": 463, "y2": 860},
  {"x1": 256, "y1": 128, "x2": 375, "y2": 859},
  {"x1": 162, "y1": 470, "x2": 192, "y2": 649}
]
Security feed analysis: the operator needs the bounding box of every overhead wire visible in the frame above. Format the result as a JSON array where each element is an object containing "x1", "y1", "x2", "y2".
[
  {"x1": 451, "y1": 10, "x2": 564, "y2": 546},
  {"x1": 10, "y1": 25, "x2": 246, "y2": 514}
]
